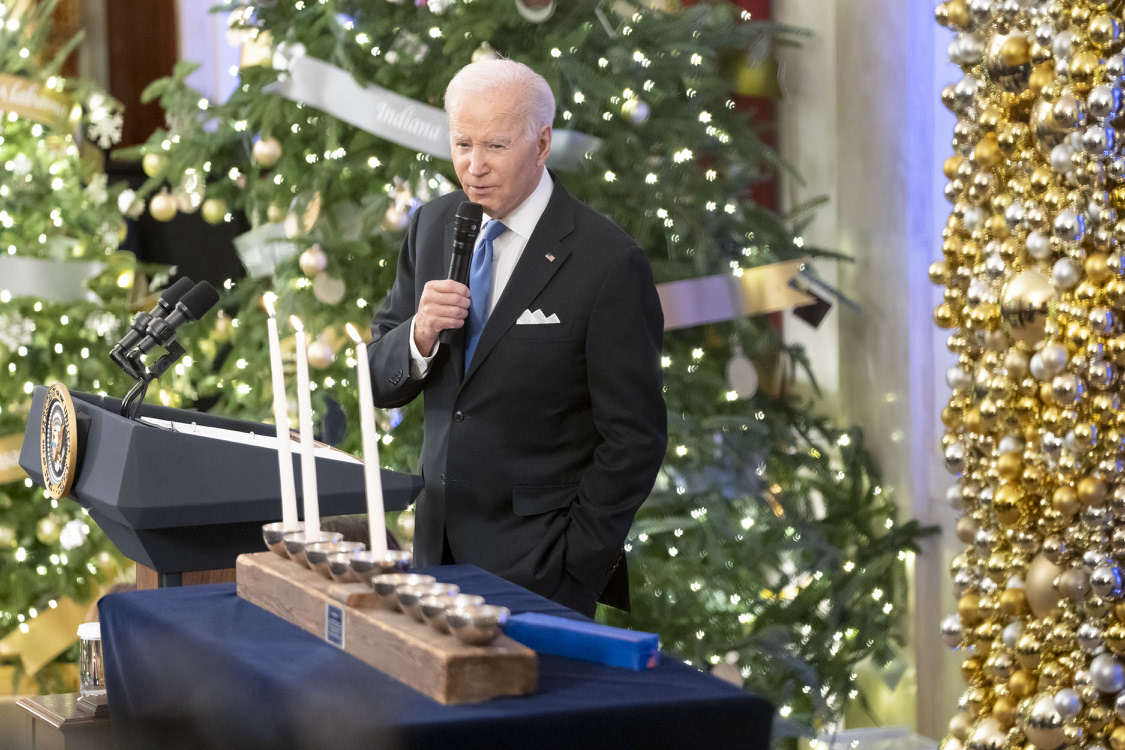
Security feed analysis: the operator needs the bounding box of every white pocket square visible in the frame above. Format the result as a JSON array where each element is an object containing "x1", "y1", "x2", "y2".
[{"x1": 517, "y1": 309, "x2": 560, "y2": 325}]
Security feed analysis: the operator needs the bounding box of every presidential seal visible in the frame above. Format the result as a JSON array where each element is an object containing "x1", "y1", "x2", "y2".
[{"x1": 40, "y1": 383, "x2": 77, "y2": 500}]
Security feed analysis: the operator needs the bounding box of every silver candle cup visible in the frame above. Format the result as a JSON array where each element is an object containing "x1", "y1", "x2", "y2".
[
  {"x1": 370, "y1": 573, "x2": 436, "y2": 610},
  {"x1": 396, "y1": 583, "x2": 460, "y2": 622},
  {"x1": 446, "y1": 605, "x2": 510, "y2": 646},
  {"x1": 419, "y1": 594, "x2": 486, "y2": 633},
  {"x1": 325, "y1": 551, "x2": 359, "y2": 582},
  {"x1": 262, "y1": 521, "x2": 304, "y2": 558},
  {"x1": 349, "y1": 550, "x2": 413, "y2": 585},
  {"x1": 305, "y1": 541, "x2": 366, "y2": 579},
  {"x1": 283, "y1": 530, "x2": 344, "y2": 568}
]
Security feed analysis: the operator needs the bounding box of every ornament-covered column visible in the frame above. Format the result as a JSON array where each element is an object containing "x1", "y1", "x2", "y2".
[{"x1": 935, "y1": 2, "x2": 1125, "y2": 750}]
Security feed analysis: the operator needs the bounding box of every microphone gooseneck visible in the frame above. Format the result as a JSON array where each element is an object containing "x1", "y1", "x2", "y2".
[{"x1": 439, "y1": 201, "x2": 484, "y2": 346}]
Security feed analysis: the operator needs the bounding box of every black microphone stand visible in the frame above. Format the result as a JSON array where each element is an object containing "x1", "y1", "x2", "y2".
[{"x1": 119, "y1": 339, "x2": 187, "y2": 420}]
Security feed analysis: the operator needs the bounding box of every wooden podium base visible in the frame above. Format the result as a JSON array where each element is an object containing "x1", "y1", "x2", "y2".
[
  {"x1": 136, "y1": 564, "x2": 236, "y2": 590},
  {"x1": 236, "y1": 552, "x2": 538, "y2": 705}
]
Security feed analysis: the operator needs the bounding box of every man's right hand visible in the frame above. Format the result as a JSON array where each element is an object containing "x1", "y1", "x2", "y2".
[{"x1": 413, "y1": 279, "x2": 471, "y2": 357}]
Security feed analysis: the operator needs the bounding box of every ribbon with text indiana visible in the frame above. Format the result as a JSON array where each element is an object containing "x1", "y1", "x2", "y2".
[{"x1": 266, "y1": 54, "x2": 601, "y2": 172}]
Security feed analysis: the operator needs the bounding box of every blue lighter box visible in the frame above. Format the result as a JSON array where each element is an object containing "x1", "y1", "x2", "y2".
[{"x1": 504, "y1": 613, "x2": 661, "y2": 671}]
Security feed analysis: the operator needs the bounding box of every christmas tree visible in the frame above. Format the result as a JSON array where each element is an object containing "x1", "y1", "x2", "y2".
[
  {"x1": 0, "y1": 0, "x2": 137, "y2": 692},
  {"x1": 129, "y1": 0, "x2": 930, "y2": 742}
]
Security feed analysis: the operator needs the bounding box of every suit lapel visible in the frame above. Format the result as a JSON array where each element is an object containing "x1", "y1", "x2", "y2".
[{"x1": 461, "y1": 180, "x2": 575, "y2": 387}]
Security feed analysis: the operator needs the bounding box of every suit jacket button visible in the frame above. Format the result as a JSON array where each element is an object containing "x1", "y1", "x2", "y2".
[
  {"x1": 453, "y1": 410, "x2": 464, "y2": 422},
  {"x1": 440, "y1": 473, "x2": 445, "y2": 484}
]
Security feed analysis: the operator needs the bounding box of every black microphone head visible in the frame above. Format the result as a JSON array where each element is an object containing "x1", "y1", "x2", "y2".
[
  {"x1": 456, "y1": 201, "x2": 483, "y2": 224},
  {"x1": 179, "y1": 281, "x2": 220, "y2": 322},
  {"x1": 160, "y1": 277, "x2": 195, "y2": 306}
]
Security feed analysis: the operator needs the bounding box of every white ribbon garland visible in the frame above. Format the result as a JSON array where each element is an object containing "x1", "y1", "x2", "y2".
[
  {"x1": 0, "y1": 256, "x2": 104, "y2": 303},
  {"x1": 266, "y1": 51, "x2": 602, "y2": 172}
]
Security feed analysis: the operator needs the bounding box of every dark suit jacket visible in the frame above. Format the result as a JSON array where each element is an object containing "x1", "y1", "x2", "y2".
[{"x1": 368, "y1": 175, "x2": 666, "y2": 610}]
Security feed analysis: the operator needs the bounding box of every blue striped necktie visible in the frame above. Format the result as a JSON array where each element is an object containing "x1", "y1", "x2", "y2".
[{"x1": 464, "y1": 219, "x2": 508, "y2": 369}]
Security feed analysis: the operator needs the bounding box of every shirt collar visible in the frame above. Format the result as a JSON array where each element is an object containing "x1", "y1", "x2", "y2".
[{"x1": 483, "y1": 169, "x2": 554, "y2": 242}]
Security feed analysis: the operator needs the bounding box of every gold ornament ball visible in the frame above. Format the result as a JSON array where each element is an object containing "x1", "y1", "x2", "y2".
[
  {"x1": 149, "y1": 191, "x2": 178, "y2": 222},
  {"x1": 1057, "y1": 568, "x2": 1090, "y2": 601},
  {"x1": 992, "y1": 696, "x2": 1017, "y2": 729},
  {"x1": 1108, "y1": 623, "x2": 1125, "y2": 654},
  {"x1": 1024, "y1": 693, "x2": 1066, "y2": 750},
  {"x1": 1009, "y1": 668, "x2": 1036, "y2": 697},
  {"x1": 253, "y1": 137, "x2": 282, "y2": 167},
  {"x1": 1087, "y1": 253, "x2": 1112, "y2": 284},
  {"x1": 999, "y1": 587, "x2": 1029, "y2": 616},
  {"x1": 306, "y1": 339, "x2": 334, "y2": 370},
  {"x1": 471, "y1": 41, "x2": 499, "y2": 63},
  {"x1": 1111, "y1": 725, "x2": 1125, "y2": 750},
  {"x1": 1070, "y1": 50, "x2": 1101, "y2": 87},
  {"x1": 0, "y1": 525, "x2": 12, "y2": 547},
  {"x1": 999, "y1": 35, "x2": 1031, "y2": 66},
  {"x1": 36, "y1": 517, "x2": 60, "y2": 545},
  {"x1": 959, "y1": 593, "x2": 982, "y2": 624},
  {"x1": 1078, "y1": 476, "x2": 1108, "y2": 507},
  {"x1": 202, "y1": 198, "x2": 228, "y2": 225},
  {"x1": 994, "y1": 483, "x2": 1024, "y2": 525},
  {"x1": 1090, "y1": 14, "x2": 1121, "y2": 49},
  {"x1": 266, "y1": 203, "x2": 285, "y2": 224},
  {"x1": 1026, "y1": 553, "x2": 1064, "y2": 618},
  {"x1": 949, "y1": 712, "x2": 973, "y2": 740},
  {"x1": 142, "y1": 152, "x2": 167, "y2": 178},
  {"x1": 1001, "y1": 269, "x2": 1057, "y2": 348},
  {"x1": 944, "y1": 155, "x2": 965, "y2": 179},
  {"x1": 974, "y1": 137, "x2": 1003, "y2": 169},
  {"x1": 967, "y1": 717, "x2": 1007, "y2": 750},
  {"x1": 299, "y1": 246, "x2": 328, "y2": 277},
  {"x1": 1052, "y1": 486, "x2": 1080, "y2": 517},
  {"x1": 945, "y1": 0, "x2": 968, "y2": 28}
]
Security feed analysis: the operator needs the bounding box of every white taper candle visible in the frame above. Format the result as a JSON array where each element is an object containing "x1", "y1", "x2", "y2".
[
  {"x1": 263, "y1": 294, "x2": 299, "y2": 530},
  {"x1": 290, "y1": 315, "x2": 320, "y2": 535},
  {"x1": 346, "y1": 323, "x2": 387, "y2": 556}
]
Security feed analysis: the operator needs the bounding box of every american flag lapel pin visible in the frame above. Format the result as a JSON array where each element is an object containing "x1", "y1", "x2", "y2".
[{"x1": 546, "y1": 253, "x2": 556, "y2": 262}]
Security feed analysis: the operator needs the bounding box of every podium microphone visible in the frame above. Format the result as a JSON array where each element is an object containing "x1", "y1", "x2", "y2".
[
  {"x1": 110, "y1": 277, "x2": 194, "y2": 376},
  {"x1": 126, "y1": 281, "x2": 220, "y2": 364},
  {"x1": 438, "y1": 201, "x2": 483, "y2": 346}
]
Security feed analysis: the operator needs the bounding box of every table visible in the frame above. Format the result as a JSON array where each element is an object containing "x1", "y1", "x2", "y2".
[{"x1": 99, "y1": 564, "x2": 773, "y2": 750}]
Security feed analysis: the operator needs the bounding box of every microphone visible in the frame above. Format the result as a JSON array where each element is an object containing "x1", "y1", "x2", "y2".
[
  {"x1": 438, "y1": 201, "x2": 484, "y2": 346},
  {"x1": 110, "y1": 277, "x2": 194, "y2": 375},
  {"x1": 125, "y1": 281, "x2": 220, "y2": 364}
]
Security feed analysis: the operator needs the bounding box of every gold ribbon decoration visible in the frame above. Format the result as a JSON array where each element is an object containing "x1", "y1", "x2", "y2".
[
  {"x1": 0, "y1": 593, "x2": 95, "y2": 677},
  {"x1": 656, "y1": 259, "x2": 814, "y2": 331},
  {"x1": 0, "y1": 73, "x2": 73, "y2": 132},
  {"x1": 0, "y1": 434, "x2": 26, "y2": 485}
]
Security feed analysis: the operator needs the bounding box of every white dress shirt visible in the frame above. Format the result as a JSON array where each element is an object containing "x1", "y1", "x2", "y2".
[{"x1": 409, "y1": 169, "x2": 555, "y2": 378}]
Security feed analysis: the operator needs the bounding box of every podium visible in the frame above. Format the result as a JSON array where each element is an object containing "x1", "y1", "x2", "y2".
[{"x1": 19, "y1": 386, "x2": 423, "y2": 587}]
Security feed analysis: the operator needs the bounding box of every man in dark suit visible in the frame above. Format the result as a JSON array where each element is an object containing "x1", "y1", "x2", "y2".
[{"x1": 368, "y1": 59, "x2": 666, "y2": 617}]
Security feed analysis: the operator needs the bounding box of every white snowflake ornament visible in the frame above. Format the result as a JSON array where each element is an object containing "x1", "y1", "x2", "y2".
[{"x1": 88, "y1": 111, "x2": 123, "y2": 148}]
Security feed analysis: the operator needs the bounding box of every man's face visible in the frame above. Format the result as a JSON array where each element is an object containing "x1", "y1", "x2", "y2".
[{"x1": 449, "y1": 86, "x2": 551, "y2": 219}]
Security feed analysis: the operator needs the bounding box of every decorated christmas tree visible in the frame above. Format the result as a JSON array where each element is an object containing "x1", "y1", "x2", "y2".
[
  {"x1": 0, "y1": 0, "x2": 137, "y2": 692},
  {"x1": 128, "y1": 0, "x2": 930, "y2": 742}
]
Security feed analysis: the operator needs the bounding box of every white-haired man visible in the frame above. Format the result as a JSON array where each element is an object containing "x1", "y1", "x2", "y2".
[{"x1": 368, "y1": 59, "x2": 666, "y2": 616}]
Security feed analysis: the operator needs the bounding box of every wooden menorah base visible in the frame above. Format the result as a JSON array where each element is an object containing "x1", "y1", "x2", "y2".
[{"x1": 235, "y1": 551, "x2": 538, "y2": 705}]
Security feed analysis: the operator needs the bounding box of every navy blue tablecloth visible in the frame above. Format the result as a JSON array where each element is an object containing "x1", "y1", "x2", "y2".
[{"x1": 99, "y1": 564, "x2": 773, "y2": 750}]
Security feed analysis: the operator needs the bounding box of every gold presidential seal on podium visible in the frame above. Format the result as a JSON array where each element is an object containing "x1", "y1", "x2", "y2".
[{"x1": 40, "y1": 383, "x2": 78, "y2": 500}]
